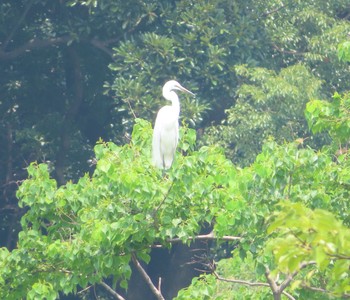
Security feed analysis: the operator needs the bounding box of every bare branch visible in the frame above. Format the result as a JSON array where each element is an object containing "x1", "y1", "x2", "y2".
[
  {"x1": 131, "y1": 253, "x2": 165, "y2": 300},
  {"x1": 100, "y1": 281, "x2": 125, "y2": 300}
]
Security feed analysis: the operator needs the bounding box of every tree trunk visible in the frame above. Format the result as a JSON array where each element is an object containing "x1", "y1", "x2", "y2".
[{"x1": 55, "y1": 45, "x2": 84, "y2": 185}]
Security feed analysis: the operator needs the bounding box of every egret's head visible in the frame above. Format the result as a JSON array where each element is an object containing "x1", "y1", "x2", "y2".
[{"x1": 162, "y1": 80, "x2": 194, "y2": 98}]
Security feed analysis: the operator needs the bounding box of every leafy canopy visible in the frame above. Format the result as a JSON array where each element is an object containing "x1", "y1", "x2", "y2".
[
  {"x1": 0, "y1": 119, "x2": 236, "y2": 299},
  {"x1": 1, "y1": 110, "x2": 349, "y2": 298}
]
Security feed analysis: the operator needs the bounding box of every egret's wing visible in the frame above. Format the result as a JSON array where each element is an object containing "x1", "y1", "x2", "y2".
[
  {"x1": 152, "y1": 106, "x2": 178, "y2": 169},
  {"x1": 152, "y1": 110, "x2": 164, "y2": 168},
  {"x1": 161, "y1": 124, "x2": 177, "y2": 169}
]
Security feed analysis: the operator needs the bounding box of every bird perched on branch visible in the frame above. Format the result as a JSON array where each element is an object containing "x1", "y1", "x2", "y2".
[{"x1": 152, "y1": 80, "x2": 194, "y2": 169}]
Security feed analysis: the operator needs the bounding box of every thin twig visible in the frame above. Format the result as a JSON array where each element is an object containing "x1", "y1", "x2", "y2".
[
  {"x1": 154, "y1": 180, "x2": 175, "y2": 214},
  {"x1": 131, "y1": 253, "x2": 165, "y2": 300},
  {"x1": 124, "y1": 98, "x2": 137, "y2": 119}
]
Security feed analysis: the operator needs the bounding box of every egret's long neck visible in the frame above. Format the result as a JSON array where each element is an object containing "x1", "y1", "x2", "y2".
[{"x1": 165, "y1": 91, "x2": 180, "y2": 116}]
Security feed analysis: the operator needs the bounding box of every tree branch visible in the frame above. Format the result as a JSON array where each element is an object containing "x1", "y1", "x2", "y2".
[
  {"x1": 154, "y1": 180, "x2": 176, "y2": 215},
  {"x1": 213, "y1": 270, "x2": 295, "y2": 300},
  {"x1": 327, "y1": 253, "x2": 350, "y2": 260},
  {"x1": 301, "y1": 284, "x2": 350, "y2": 298},
  {"x1": 55, "y1": 45, "x2": 84, "y2": 185},
  {"x1": 213, "y1": 270, "x2": 270, "y2": 288},
  {"x1": 131, "y1": 253, "x2": 165, "y2": 300},
  {"x1": 260, "y1": 4, "x2": 287, "y2": 17},
  {"x1": 263, "y1": 262, "x2": 317, "y2": 300},
  {"x1": 0, "y1": 36, "x2": 72, "y2": 60},
  {"x1": 166, "y1": 231, "x2": 241, "y2": 243},
  {"x1": 0, "y1": 33, "x2": 118, "y2": 61},
  {"x1": 281, "y1": 290, "x2": 295, "y2": 300},
  {"x1": 151, "y1": 232, "x2": 241, "y2": 249},
  {"x1": 279, "y1": 261, "x2": 316, "y2": 292},
  {"x1": 90, "y1": 38, "x2": 114, "y2": 58},
  {"x1": 100, "y1": 281, "x2": 125, "y2": 300},
  {"x1": 265, "y1": 266, "x2": 282, "y2": 300}
]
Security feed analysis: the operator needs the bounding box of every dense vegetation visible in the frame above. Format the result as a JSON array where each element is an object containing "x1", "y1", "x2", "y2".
[{"x1": 0, "y1": 0, "x2": 349, "y2": 299}]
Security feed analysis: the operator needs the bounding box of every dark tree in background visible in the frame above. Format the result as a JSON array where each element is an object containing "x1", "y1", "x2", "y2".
[
  {"x1": 0, "y1": 0, "x2": 349, "y2": 299},
  {"x1": 0, "y1": 0, "x2": 120, "y2": 248}
]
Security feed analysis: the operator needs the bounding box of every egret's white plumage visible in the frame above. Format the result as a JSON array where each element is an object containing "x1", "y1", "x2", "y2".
[{"x1": 152, "y1": 80, "x2": 194, "y2": 169}]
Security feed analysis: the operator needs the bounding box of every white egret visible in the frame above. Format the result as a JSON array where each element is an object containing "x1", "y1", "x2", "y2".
[{"x1": 152, "y1": 80, "x2": 194, "y2": 169}]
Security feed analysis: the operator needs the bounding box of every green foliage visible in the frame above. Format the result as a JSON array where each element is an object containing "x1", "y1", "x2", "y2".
[
  {"x1": 205, "y1": 64, "x2": 323, "y2": 165},
  {"x1": 175, "y1": 274, "x2": 217, "y2": 300},
  {"x1": 260, "y1": 0, "x2": 350, "y2": 92},
  {"x1": 306, "y1": 92, "x2": 350, "y2": 144},
  {"x1": 200, "y1": 0, "x2": 350, "y2": 165},
  {"x1": 3, "y1": 112, "x2": 350, "y2": 298},
  {"x1": 212, "y1": 136, "x2": 350, "y2": 260},
  {"x1": 178, "y1": 111, "x2": 350, "y2": 298},
  {"x1": 106, "y1": 0, "x2": 271, "y2": 131},
  {"x1": 27, "y1": 281, "x2": 57, "y2": 300},
  {"x1": 175, "y1": 252, "x2": 271, "y2": 300},
  {"x1": 1, "y1": 1, "x2": 350, "y2": 299},
  {"x1": 1, "y1": 120, "x2": 235, "y2": 298},
  {"x1": 338, "y1": 41, "x2": 350, "y2": 62},
  {"x1": 267, "y1": 202, "x2": 350, "y2": 296}
]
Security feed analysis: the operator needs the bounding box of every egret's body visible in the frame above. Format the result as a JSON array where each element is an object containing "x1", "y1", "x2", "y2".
[{"x1": 152, "y1": 80, "x2": 194, "y2": 169}]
